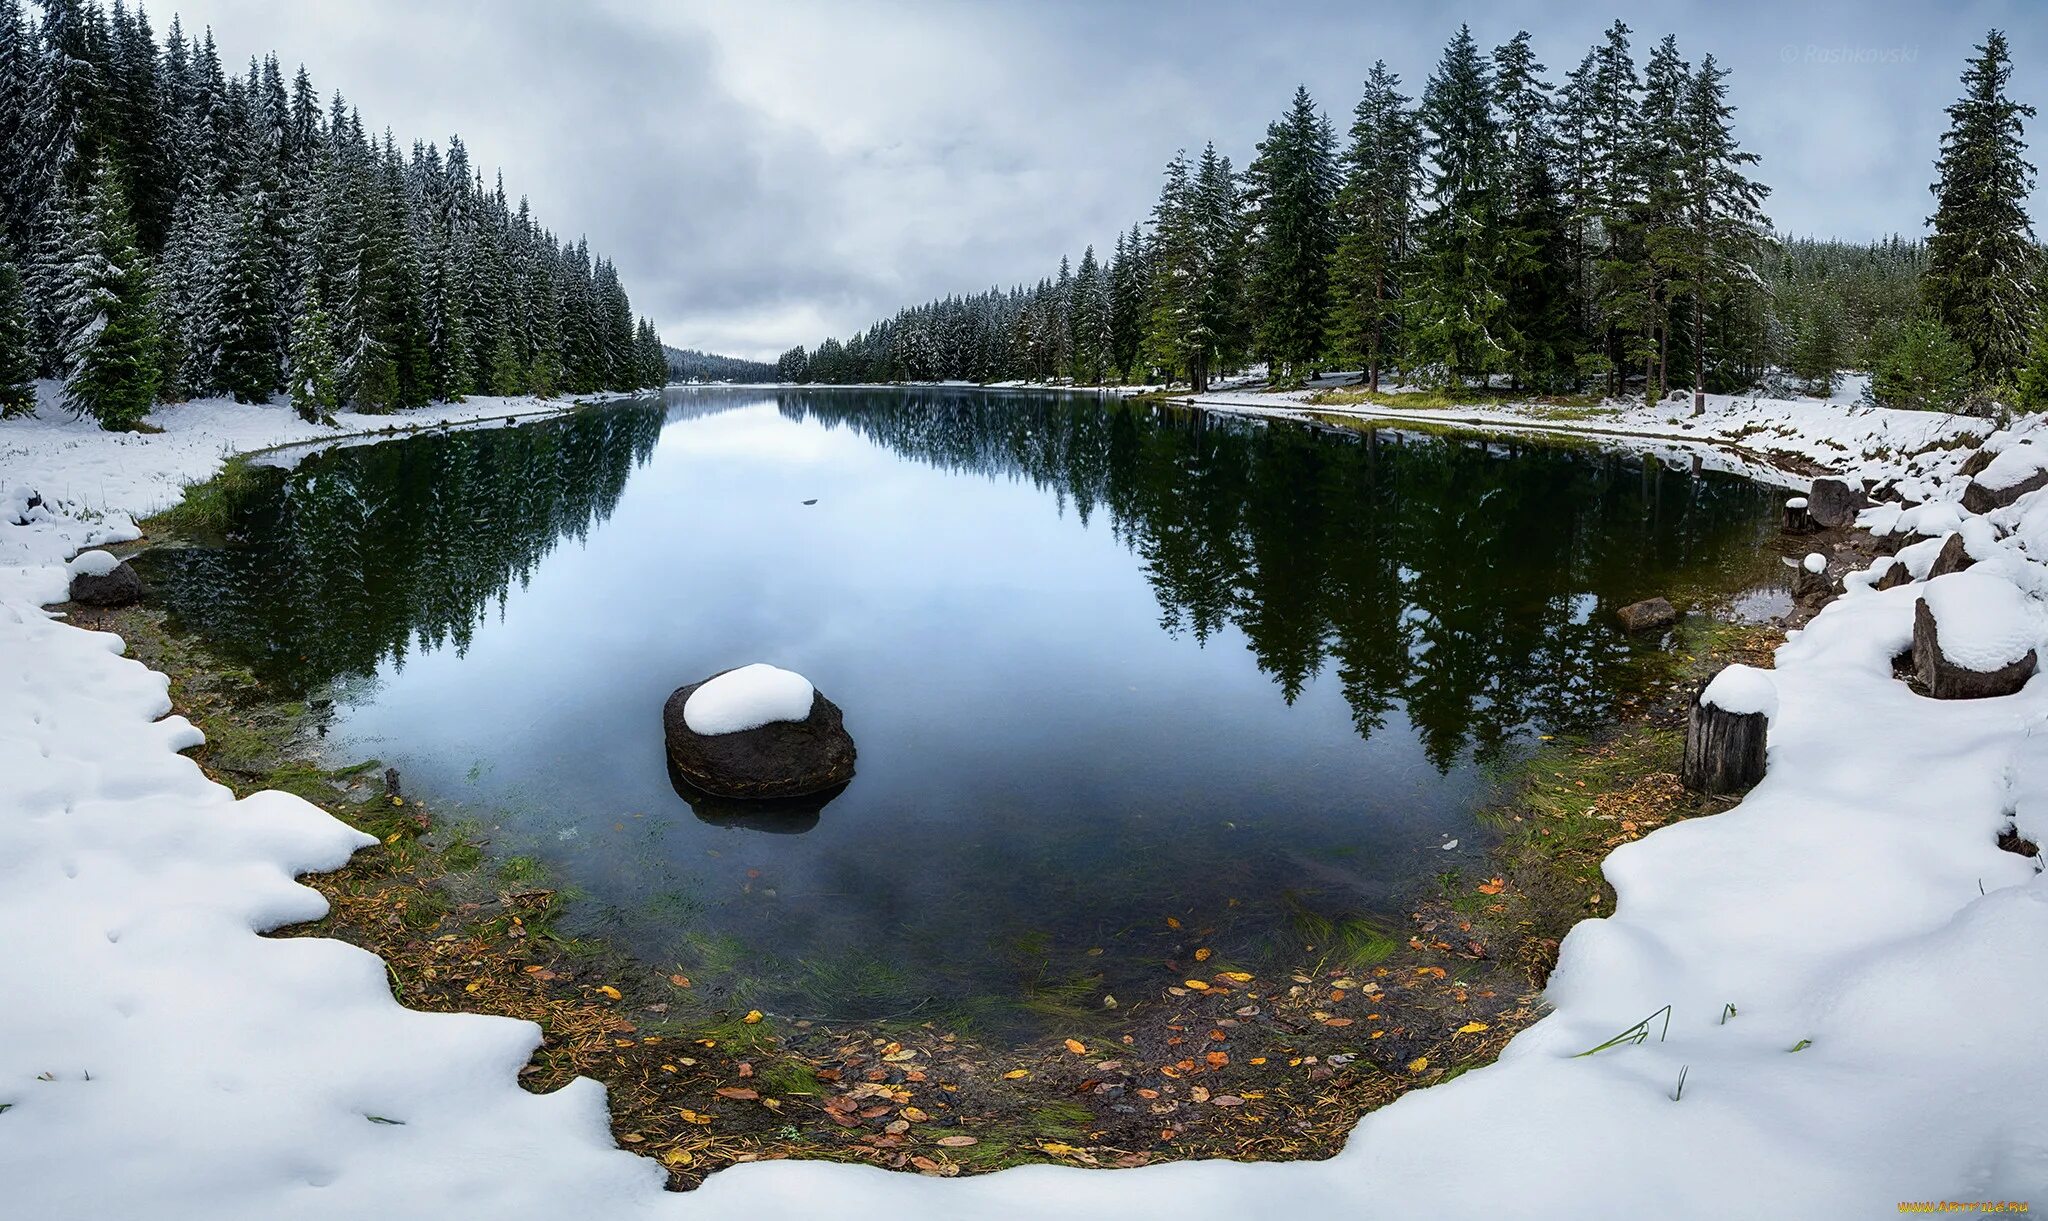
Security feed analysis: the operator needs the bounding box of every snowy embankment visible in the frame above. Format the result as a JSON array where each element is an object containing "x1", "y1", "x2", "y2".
[
  {"x1": 4, "y1": 385, "x2": 2046, "y2": 1218},
  {"x1": 1191, "y1": 378, "x2": 1988, "y2": 492}
]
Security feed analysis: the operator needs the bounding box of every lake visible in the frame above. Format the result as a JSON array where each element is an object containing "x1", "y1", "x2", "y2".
[{"x1": 137, "y1": 387, "x2": 1780, "y2": 1035}]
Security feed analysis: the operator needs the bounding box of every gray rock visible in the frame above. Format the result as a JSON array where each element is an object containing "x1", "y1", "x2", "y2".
[
  {"x1": 68, "y1": 560, "x2": 145, "y2": 607},
  {"x1": 1615, "y1": 597, "x2": 1680, "y2": 634},
  {"x1": 1926, "y1": 533, "x2": 1974, "y2": 580},
  {"x1": 1962, "y1": 466, "x2": 2048, "y2": 514},
  {"x1": 662, "y1": 672, "x2": 856, "y2": 800},
  {"x1": 1913, "y1": 597, "x2": 2037, "y2": 699},
  {"x1": 1806, "y1": 477, "x2": 1868, "y2": 529}
]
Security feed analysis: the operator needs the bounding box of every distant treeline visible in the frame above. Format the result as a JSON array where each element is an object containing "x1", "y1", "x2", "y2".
[
  {"x1": 779, "y1": 25, "x2": 2047, "y2": 415},
  {"x1": 663, "y1": 345, "x2": 775, "y2": 383},
  {"x1": 0, "y1": 0, "x2": 668, "y2": 430}
]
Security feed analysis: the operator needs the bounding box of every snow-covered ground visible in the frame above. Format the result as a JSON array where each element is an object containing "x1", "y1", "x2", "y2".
[
  {"x1": 1188, "y1": 378, "x2": 1988, "y2": 492},
  {"x1": 4, "y1": 385, "x2": 2046, "y2": 1219}
]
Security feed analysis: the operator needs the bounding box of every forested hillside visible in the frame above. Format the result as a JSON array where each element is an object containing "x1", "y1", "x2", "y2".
[
  {"x1": 780, "y1": 24, "x2": 2047, "y2": 415},
  {"x1": 663, "y1": 345, "x2": 774, "y2": 383},
  {"x1": 0, "y1": 0, "x2": 668, "y2": 429}
]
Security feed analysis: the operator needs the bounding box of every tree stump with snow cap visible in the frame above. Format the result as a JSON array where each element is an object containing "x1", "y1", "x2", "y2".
[
  {"x1": 67, "y1": 550, "x2": 145, "y2": 606},
  {"x1": 662, "y1": 664, "x2": 856, "y2": 799},
  {"x1": 1911, "y1": 573, "x2": 2039, "y2": 700},
  {"x1": 1682, "y1": 664, "x2": 1774, "y2": 795},
  {"x1": 1782, "y1": 496, "x2": 1815, "y2": 535}
]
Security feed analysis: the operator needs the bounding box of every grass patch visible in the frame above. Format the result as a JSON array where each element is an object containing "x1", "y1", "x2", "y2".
[{"x1": 157, "y1": 454, "x2": 271, "y2": 535}]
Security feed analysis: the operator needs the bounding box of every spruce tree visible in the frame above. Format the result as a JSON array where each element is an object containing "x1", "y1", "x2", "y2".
[
  {"x1": 1925, "y1": 30, "x2": 2038, "y2": 387},
  {"x1": 1244, "y1": 85, "x2": 1337, "y2": 383},
  {"x1": 57, "y1": 169, "x2": 160, "y2": 428},
  {"x1": 2016, "y1": 299, "x2": 2048, "y2": 410},
  {"x1": 1492, "y1": 32, "x2": 1576, "y2": 390},
  {"x1": 0, "y1": 252, "x2": 33, "y2": 415},
  {"x1": 1327, "y1": 62, "x2": 1419, "y2": 390},
  {"x1": 1409, "y1": 25, "x2": 1516, "y2": 387},
  {"x1": 1071, "y1": 244, "x2": 1111, "y2": 384},
  {"x1": 1672, "y1": 54, "x2": 1770, "y2": 408},
  {"x1": 287, "y1": 283, "x2": 338, "y2": 421}
]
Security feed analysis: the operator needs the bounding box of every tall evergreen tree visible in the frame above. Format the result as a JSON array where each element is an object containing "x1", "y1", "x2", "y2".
[
  {"x1": 1492, "y1": 31, "x2": 1576, "y2": 390},
  {"x1": 1671, "y1": 53, "x2": 1770, "y2": 408},
  {"x1": 1409, "y1": 25, "x2": 1516, "y2": 386},
  {"x1": 56, "y1": 167, "x2": 160, "y2": 427},
  {"x1": 0, "y1": 251, "x2": 33, "y2": 415},
  {"x1": 1327, "y1": 62, "x2": 1419, "y2": 390},
  {"x1": 1244, "y1": 85, "x2": 1337, "y2": 383},
  {"x1": 1924, "y1": 29, "x2": 2038, "y2": 386}
]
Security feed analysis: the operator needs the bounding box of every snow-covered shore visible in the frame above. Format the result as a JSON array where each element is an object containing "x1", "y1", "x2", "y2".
[{"x1": 4, "y1": 386, "x2": 2046, "y2": 1219}]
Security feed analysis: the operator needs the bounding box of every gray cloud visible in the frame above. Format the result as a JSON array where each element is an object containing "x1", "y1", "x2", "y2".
[{"x1": 156, "y1": 0, "x2": 2044, "y2": 359}]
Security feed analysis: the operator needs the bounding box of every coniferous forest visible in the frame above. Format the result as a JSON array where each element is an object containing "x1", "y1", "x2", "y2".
[
  {"x1": 778, "y1": 23, "x2": 2047, "y2": 416},
  {"x1": 0, "y1": 0, "x2": 671, "y2": 430}
]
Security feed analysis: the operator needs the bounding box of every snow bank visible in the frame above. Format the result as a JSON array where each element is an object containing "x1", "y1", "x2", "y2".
[
  {"x1": 683, "y1": 663, "x2": 816, "y2": 734},
  {"x1": 1920, "y1": 571, "x2": 2043, "y2": 673},
  {"x1": 7, "y1": 386, "x2": 2048, "y2": 1220}
]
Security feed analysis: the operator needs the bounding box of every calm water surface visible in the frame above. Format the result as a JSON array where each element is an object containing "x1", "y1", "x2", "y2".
[{"x1": 139, "y1": 388, "x2": 1779, "y2": 1032}]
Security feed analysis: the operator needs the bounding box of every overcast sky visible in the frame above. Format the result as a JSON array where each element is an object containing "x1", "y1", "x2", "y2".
[{"x1": 154, "y1": 0, "x2": 2044, "y2": 361}]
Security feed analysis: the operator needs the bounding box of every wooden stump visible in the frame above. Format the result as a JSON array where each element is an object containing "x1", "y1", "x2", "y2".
[
  {"x1": 1782, "y1": 496, "x2": 1815, "y2": 534},
  {"x1": 1682, "y1": 672, "x2": 1770, "y2": 795},
  {"x1": 1913, "y1": 597, "x2": 2038, "y2": 699}
]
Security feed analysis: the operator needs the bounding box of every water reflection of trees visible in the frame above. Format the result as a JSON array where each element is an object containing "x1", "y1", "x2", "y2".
[
  {"x1": 780, "y1": 389, "x2": 1774, "y2": 767},
  {"x1": 146, "y1": 403, "x2": 667, "y2": 692}
]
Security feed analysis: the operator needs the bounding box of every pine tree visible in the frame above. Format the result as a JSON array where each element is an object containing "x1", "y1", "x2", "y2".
[
  {"x1": 1328, "y1": 62, "x2": 1419, "y2": 390},
  {"x1": 1788, "y1": 290, "x2": 1841, "y2": 396},
  {"x1": 1672, "y1": 54, "x2": 1770, "y2": 408},
  {"x1": 1872, "y1": 316, "x2": 1975, "y2": 412},
  {"x1": 57, "y1": 167, "x2": 160, "y2": 428},
  {"x1": 1108, "y1": 224, "x2": 1146, "y2": 382},
  {"x1": 1071, "y1": 244, "x2": 1111, "y2": 384},
  {"x1": 0, "y1": 251, "x2": 33, "y2": 415},
  {"x1": 213, "y1": 193, "x2": 281, "y2": 401},
  {"x1": 1409, "y1": 25, "x2": 1516, "y2": 387},
  {"x1": 1925, "y1": 30, "x2": 2038, "y2": 386},
  {"x1": 1492, "y1": 32, "x2": 1576, "y2": 391},
  {"x1": 287, "y1": 283, "x2": 338, "y2": 421},
  {"x1": 1244, "y1": 85, "x2": 1337, "y2": 383},
  {"x1": 2016, "y1": 296, "x2": 2048, "y2": 410}
]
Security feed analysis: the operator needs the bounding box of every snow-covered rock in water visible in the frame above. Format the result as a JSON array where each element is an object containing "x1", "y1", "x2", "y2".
[
  {"x1": 65, "y1": 549, "x2": 144, "y2": 606},
  {"x1": 664, "y1": 666, "x2": 855, "y2": 800},
  {"x1": 1912, "y1": 571, "x2": 2042, "y2": 699},
  {"x1": 1964, "y1": 441, "x2": 2048, "y2": 513},
  {"x1": 682, "y1": 663, "x2": 816, "y2": 735}
]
